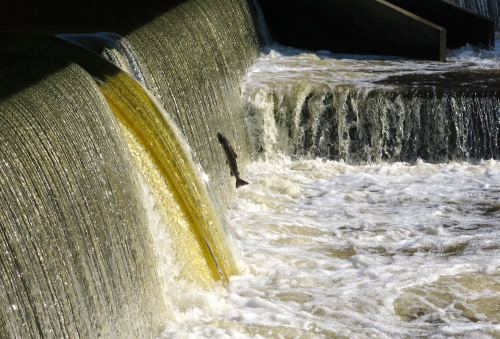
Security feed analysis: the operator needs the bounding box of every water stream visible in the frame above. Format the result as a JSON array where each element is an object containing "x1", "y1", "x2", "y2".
[
  {"x1": 0, "y1": 0, "x2": 499, "y2": 338},
  {"x1": 157, "y1": 38, "x2": 500, "y2": 338}
]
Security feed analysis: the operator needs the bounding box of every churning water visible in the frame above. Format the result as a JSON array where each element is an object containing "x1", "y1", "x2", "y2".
[
  {"x1": 2, "y1": 1, "x2": 499, "y2": 337},
  {"x1": 157, "y1": 42, "x2": 500, "y2": 338},
  {"x1": 158, "y1": 157, "x2": 500, "y2": 339}
]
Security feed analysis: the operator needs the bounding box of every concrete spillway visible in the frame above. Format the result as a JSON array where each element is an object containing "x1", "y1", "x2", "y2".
[{"x1": 257, "y1": 0, "x2": 495, "y2": 61}]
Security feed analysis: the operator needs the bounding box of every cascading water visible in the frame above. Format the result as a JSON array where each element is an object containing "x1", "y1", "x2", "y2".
[
  {"x1": 0, "y1": 58, "x2": 167, "y2": 338},
  {"x1": 0, "y1": 0, "x2": 260, "y2": 337},
  {"x1": 243, "y1": 86, "x2": 500, "y2": 163},
  {"x1": 2, "y1": 0, "x2": 500, "y2": 337},
  {"x1": 120, "y1": 0, "x2": 260, "y2": 206},
  {"x1": 242, "y1": 50, "x2": 500, "y2": 163}
]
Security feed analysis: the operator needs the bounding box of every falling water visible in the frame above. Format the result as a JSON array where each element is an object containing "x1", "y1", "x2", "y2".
[
  {"x1": 0, "y1": 58, "x2": 167, "y2": 338},
  {"x1": 120, "y1": 0, "x2": 260, "y2": 206},
  {"x1": 242, "y1": 49, "x2": 500, "y2": 163},
  {"x1": 2, "y1": 0, "x2": 500, "y2": 337},
  {"x1": 0, "y1": 0, "x2": 260, "y2": 337}
]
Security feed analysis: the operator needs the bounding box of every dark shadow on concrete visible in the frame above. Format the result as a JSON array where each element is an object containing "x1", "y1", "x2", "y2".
[
  {"x1": 0, "y1": 0, "x2": 186, "y2": 100},
  {"x1": 0, "y1": 33, "x2": 122, "y2": 100},
  {"x1": 0, "y1": 56, "x2": 75, "y2": 99},
  {"x1": 258, "y1": 0, "x2": 446, "y2": 61},
  {"x1": 0, "y1": 0, "x2": 187, "y2": 36},
  {"x1": 384, "y1": 0, "x2": 495, "y2": 48}
]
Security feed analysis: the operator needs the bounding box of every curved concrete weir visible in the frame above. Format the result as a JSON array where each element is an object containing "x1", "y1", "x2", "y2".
[
  {"x1": 0, "y1": 32, "x2": 243, "y2": 283},
  {"x1": 0, "y1": 0, "x2": 259, "y2": 335}
]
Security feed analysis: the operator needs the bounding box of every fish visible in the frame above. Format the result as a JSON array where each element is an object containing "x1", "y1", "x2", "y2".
[{"x1": 217, "y1": 132, "x2": 249, "y2": 189}]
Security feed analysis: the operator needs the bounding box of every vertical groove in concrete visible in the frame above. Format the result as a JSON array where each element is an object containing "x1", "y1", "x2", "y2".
[
  {"x1": 385, "y1": 0, "x2": 495, "y2": 48},
  {"x1": 258, "y1": 0, "x2": 493, "y2": 60}
]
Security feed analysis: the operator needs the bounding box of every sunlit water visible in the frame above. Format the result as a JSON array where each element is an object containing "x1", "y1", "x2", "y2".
[
  {"x1": 158, "y1": 158, "x2": 500, "y2": 339},
  {"x1": 158, "y1": 42, "x2": 500, "y2": 338},
  {"x1": 242, "y1": 37, "x2": 500, "y2": 90}
]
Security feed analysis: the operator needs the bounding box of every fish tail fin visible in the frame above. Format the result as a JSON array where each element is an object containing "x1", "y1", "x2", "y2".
[{"x1": 236, "y1": 178, "x2": 249, "y2": 188}]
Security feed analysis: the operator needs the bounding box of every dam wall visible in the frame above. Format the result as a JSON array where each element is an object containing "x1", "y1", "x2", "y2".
[
  {"x1": 450, "y1": 0, "x2": 500, "y2": 29},
  {"x1": 258, "y1": 0, "x2": 446, "y2": 60},
  {"x1": 258, "y1": 0, "x2": 494, "y2": 60},
  {"x1": 385, "y1": 0, "x2": 495, "y2": 48},
  {"x1": 0, "y1": 0, "x2": 260, "y2": 338}
]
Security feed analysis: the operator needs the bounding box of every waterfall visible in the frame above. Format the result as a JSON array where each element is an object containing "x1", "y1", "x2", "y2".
[
  {"x1": 0, "y1": 58, "x2": 167, "y2": 338},
  {"x1": 242, "y1": 85, "x2": 500, "y2": 163},
  {"x1": 1, "y1": 0, "x2": 499, "y2": 337},
  {"x1": 121, "y1": 0, "x2": 260, "y2": 206},
  {"x1": 0, "y1": 0, "x2": 260, "y2": 337}
]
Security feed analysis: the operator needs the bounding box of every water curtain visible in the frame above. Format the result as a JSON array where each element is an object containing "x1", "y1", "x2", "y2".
[
  {"x1": 0, "y1": 58, "x2": 167, "y2": 338},
  {"x1": 243, "y1": 85, "x2": 500, "y2": 163},
  {"x1": 0, "y1": 0, "x2": 260, "y2": 334},
  {"x1": 120, "y1": 0, "x2": 259, "y2": 206}
]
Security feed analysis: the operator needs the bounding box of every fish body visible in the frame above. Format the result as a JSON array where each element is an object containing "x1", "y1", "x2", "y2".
[{"x1": 217, "y1": 132, "x2": 249, "y2": 188}]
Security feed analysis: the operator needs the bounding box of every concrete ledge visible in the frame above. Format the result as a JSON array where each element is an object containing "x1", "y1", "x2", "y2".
[
  {"x1": 258, "y1": 0, "x2": 446, "y2": 61},
  {"x1": 384, "y1": 0, "x2": 495, "y2": 48}
]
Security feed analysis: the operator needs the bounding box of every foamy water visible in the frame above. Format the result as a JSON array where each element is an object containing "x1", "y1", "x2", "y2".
[
  {"x1": 159, "y1": 158, "x2": 500, "y2": 339},
  {"x1": 242, "y1": 37, "x2": 500, "y2": 91},
  {"x1": 158, "y1": 41, "x2": 500, "y2": 338}
]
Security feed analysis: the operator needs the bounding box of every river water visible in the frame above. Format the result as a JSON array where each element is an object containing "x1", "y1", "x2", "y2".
[{"x1": 156, "y1": 41, "x2": 500, "y2": 338}]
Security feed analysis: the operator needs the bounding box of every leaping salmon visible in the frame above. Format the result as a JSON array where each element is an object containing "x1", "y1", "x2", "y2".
[{"x1": 217, "y1": 132, "x2": 249, "y2": 189}]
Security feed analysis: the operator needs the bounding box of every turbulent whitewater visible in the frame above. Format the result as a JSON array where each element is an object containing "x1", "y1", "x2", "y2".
[
  {"x1": 159, "y1": 157, "x2": 500, "y2": 339},
  {"x1": 1, "y1": 0, "x2": 500, "y2": 338},
  {"x1": 156, "y1": 41, "x2": 500, "y2": 338}
]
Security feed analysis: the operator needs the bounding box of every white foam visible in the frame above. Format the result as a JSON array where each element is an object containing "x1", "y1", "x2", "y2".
[
  {"x1": 243, "y1": 38, "x2": 500, "y2": 91},
  {"x1": 157, "y1": 158, "x2": 500, "y2": 338},
  {"x1": 158, "y1": 39, "x2": 500, "y2": 339}
]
